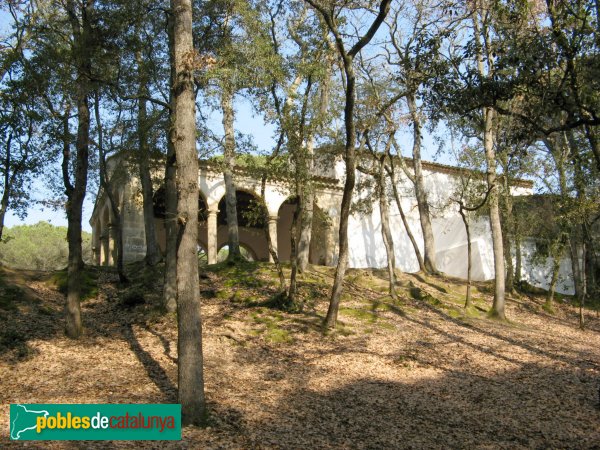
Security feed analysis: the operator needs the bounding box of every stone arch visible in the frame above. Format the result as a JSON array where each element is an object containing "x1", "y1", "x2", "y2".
[
  {"x1": 276, "y1": 196, "x2": 331, "y2": 265},
  {"x1": 99, "y1": 204, "x2": 111, "y2": 266},
  {"x1": 215, "y1": 189, "x2": 269, "y2": 261},
  {"x1": 152, "y1": 185, "x2": 208, "y2": 221},
  {"x1": 197, "y1": 242, "x2": 208, "y2": 266},
  {"x1": 152, "y1": 185, "x2": 209, "y2": 253},
  {"x1": 216, "y1": 242, "x2": 257, "y2": 263}
]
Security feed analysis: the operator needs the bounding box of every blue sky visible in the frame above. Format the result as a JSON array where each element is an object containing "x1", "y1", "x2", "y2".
[
  {"x1": 3, "y1": 93, "x2": 448, "y2": 233},
  {"x1": 4, "y1": 97, "x2": 279, "y2": 232},
  {"x1": 1, "y1": 6, "x2": 450, "y2": 234}
]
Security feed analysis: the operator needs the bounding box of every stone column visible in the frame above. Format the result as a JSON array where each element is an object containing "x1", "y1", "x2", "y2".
[
  {"x1": 108, "y1": 224, "x2": 118, "y2": 266},
  {"x1": 268, "y1": 215, "x2": 278, "y2": 262},
  {"x1": 207, "y1": 209, "x2": 218, "y2": 264},
  {"x1": 100, "y1": 237, "x2": 108, "y2": 266}
]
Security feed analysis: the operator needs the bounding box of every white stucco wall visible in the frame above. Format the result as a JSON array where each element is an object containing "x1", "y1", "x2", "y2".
[
  {"x1": 518, "y1": 240, "x2": 575, "y2": 295},
  {"x1": 343, "y1": 162, "x2": 574, "y2": 294},
  {"x1": 91, "y1": 153, "x2": 574, "y2": 295}
]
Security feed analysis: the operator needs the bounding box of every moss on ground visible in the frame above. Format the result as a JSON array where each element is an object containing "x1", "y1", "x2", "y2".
[
  {"x1": 48, "y1": 267, "x2": 98, "y2": 301},
  {"x1": 251, "y1": 311, "x2": 294, "y2": 344}
]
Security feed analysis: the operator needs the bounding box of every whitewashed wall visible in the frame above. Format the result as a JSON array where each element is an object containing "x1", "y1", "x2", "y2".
[
  {"x1": 93, "y1": 153, "x2": 574, "y2": 294},
  {"x1": 342, "y1": 161, "x2": 574, "y2": 294}
]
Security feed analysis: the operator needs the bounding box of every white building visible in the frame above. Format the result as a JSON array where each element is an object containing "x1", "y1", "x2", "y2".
[{"x1": 90, "y1": 152, "x2": 574, "y2": 294}]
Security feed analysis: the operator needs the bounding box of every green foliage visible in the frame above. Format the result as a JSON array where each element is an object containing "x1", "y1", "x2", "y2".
[
  {"x1": 0, "y1": 274, "x2": 22, "y2": 311},
  {"x1": 48, "y1": 267, "x2": 98, "y2": 301},
  {"x1": 0, "y1": 221, "x2": 93, "y2": 271}
]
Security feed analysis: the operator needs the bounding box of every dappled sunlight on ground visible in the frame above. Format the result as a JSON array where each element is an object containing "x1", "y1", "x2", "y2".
[{"x1": 1, "y1": 264, "x2": 599, "y2": 449}]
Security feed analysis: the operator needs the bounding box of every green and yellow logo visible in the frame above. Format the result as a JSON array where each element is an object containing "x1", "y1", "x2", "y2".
[{"x1": 10, "y1": 404, "x2": 181, "y2": 440}]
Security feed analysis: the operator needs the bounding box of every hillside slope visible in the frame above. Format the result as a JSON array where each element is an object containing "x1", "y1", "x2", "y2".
[{"x1": 1, "y1": 263, "x2": 599, "y2": 449}]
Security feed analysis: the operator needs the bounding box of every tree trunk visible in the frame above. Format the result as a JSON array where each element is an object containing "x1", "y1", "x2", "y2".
[
  {"x1": 287, "y1": 196, "x2": 301, "y2": 308},
  {"x1": 545, "y1": 256, "x2": 560, "y2": 310},
  {"x1": 163, "y1": 5, "x2": 178, "y2": 313},
  {"x1": 0, "y1": 139, "x2": 11, "y2": 241},
  {"x1": 136, "y1": 49, "x2": 161, "y2": 266},
  {"x1": 173, "y1": 0, "x2": 206, "y2": 425},
  {"x1": 64, "y1": 0, "x2": 92, "y2": 339},
  {"x1": 261, "y1": 173, "x2": 286, "y2": 292},
  {"x1": 484, "y1": 107, "x2": 506, "y2": 320},
  {"x1": 502, "y1": 175, "x2": 514, "y2": 294},
  {"x1": 459, "y1": 206, "x2": 472, "y2": 309},
  {"x1": 297, "y1": 138, "x2": 315, "y2": 272},
  {"x1": 514, "y1": 221, "x2": 522, "y2": 285},
  {"x1": 311, "y1": 0, "x2": 391, "y2": 329},
  {"x1": 386, "y1": 161, "x2": 426, "y2": 272},
  {"x1": 580, "y1": 241, "x2": 587, "y2": 329},
  {"x1": 94, "y1": 92, "x2": 127, "y2": 283},
  {"x1": 471, "y1": 2, "x2": 506, "y2": 320},
  {"x1": 378, "y1": 158, "x2": 397, "y2": 299},
  {"x1": 406, "y1": 91, "x2": 437, "y2": 275},
  {"x1": 324, "y1": 54, "x2": 358, "y2": 329},
  {"x1": 221, "y1": 87, "x2": 240, "y2": 260}
]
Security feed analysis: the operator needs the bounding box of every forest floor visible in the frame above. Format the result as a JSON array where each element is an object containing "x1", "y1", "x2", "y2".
[{"x1": 1, "y1": 262, "x2": 599, "y2": 449}]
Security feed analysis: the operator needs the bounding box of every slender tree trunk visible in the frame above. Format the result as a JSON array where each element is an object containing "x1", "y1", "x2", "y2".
[
  {"x1": 298, "y1": 59, "x2": 331, "y2": 272},
  {"x1": 64, "y1": 0, "x2": 92, "y2": 339},
  {"x1": 566, "y1": 130, "x2": 588, "y2": 328},
  {"x1": 0, "y1": 140, "x2": 11, "y2": 241},
  {"x1": 471, "y1": 3, "x2": 505, "y2": 319},
  {"x1": 163, "y1": 5, "x2": 178, "y2": 312},
  {"x1": 311, "y1": 0, "x2": 391, "y2": 329},
  {"x1": 297, "y1": 138, "x2": 315, "y2": 272},
  {"x1": 378, "y1": 158, "x2": 397, "y2": 299},
  {"x1": 136, "y1": 50, "x2": 161, "y2": 266},
  {"x1": 545, "y1": 256, "x2": 561, "y2": 310},
  {"x1": 386, "y1": 161, "x2": 426, "y2": 272},
  {"x1": 406, "y1": 91, "x2": 437, "y2": 275},
  {"x1": 221, "y1": 87, "x2": 240, "y2": 260},
  {"x1": 514, "y1": 221, "x2": 522, "y2": 285},
  {"x1": 502, "y1": 176, "x2": 515, "y2": 294},
  {"x1": 459, "y1": 206, "x2": 473, "y2": 309},
  {"x1": 114, "y1": 220, "x2": 126, "y2": 281},
  {"x1": 261, "y1": 172, "x2": 286, "y2": 292},
  {"x1": 0, "y1": 200, "x2": 8, "y2": 241},
  {"x1": 324, "y1": 59, "x2": 357, "y2": 329},
  {"x1": 94, "y1": 92, "x2": 127, "y2": 283},
  {"x1": 484, "y1": 107, "x2": 506, "y2": 320},
  {"x1": 580, "y1": 241, "x2": 587, "y2": 329},
  {"x1": 570, "y1": 236, "x2": 588, "y2": 329},
  {"x1": 584, "y1": 120, "x2": 600, "y2": 174},
  {"x1": 288, "y1": 196, "x2": 301, "y2": 307},
  {"x1": 173, "y1": 0, "x2": 206, "y2": 425},
  {"x1": 570, "y1": 237, "x2": 582, "y2": 299}
]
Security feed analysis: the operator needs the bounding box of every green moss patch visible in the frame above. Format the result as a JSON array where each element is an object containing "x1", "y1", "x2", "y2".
[{"x1": 48, "y1": 268, "x2": 98, "y2": 301}]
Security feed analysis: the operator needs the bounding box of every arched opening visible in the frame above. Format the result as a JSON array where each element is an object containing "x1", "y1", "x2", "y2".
[
  {"x1": 100, "y1": 206, "x2": 110, "y2": 266},
  {"x1": 153, "y1": 186, "x2": 208, "y2": 221},
  {"x1": 216, "y1": 243, "x2": 257, "y2": 263},
  {"x1": 152, "y1": 185, "x2": 209, "y2": 254},
  {"x1": 216, "y1": 190, "x2": 268, "y2": 261},
  {"x1": 198, "y1": 243, "x2": 208, "y2": 266},
  {"x1": 277, "y1": 197, "x2": 330, "y2": 265},
  {"x1": 217, "y1": 190, "x2": 265, "y2": 228}
]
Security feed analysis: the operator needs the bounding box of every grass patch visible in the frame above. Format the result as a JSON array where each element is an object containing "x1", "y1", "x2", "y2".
[
  {"x1": 340, "y1": 307, "x2": 378, "y2": 323},
  {"x1": 0, "y1": 284, "x2": 22, "y2": 311},
  {"x1": 447, "y1": 308, "x2": 462, "y2": 319},
  {"x1": 542, "y1": 302, "x2": 555, "y2": 315},
  {"x1": 423, "y1": 293, "x2": 442, "y2": 306},
  {"x1": 264, "y1": 327, "x2": 293, "y2": 344},
  {"x1": 464, "y1": 305, "x2": 482, "y2": 318},
  {"x1": 48, "y1": 268, "x2": 98, "y2": 301},
  {"x1": 339, "y1": 306, "x2": 395, "y2": 331},
  {"x1": 251, "y1": 311, "x2": 294, "y2": 344}
]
